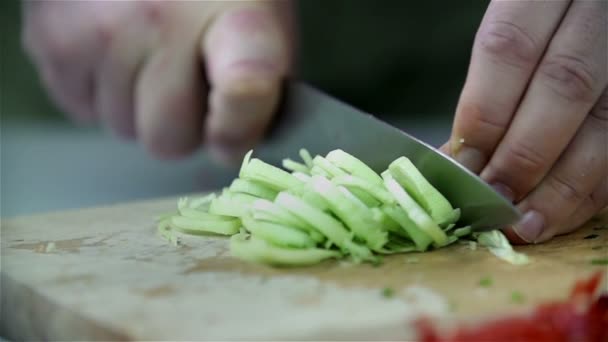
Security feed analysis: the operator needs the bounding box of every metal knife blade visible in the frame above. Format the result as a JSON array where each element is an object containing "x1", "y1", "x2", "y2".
[{"x1": 256, "y1": 82, "x2": 521, "y2": 231}]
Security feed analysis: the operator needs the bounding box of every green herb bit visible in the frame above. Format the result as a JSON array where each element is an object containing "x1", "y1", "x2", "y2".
[
  {"x1": 479, "y1": 276, "x2": 493, "y2": 287},
  {"x1": 381, "y1": 287, "x2": 395, "y2": 298},
  {"x1": 590, "y1": 258, "x2": 608, "y2": 265},
  {"x1": 510, "y1": 291, "x2": 525, "y2": 304}
]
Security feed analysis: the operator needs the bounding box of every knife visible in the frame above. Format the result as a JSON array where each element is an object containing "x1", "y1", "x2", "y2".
[{"x1": 255, "y1": 82, "x2": 521, "y2": 231}]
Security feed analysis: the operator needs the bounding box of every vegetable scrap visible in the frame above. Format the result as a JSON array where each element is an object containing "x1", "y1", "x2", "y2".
[
  {"x1": 475, "y1": 230, "x2": 530, "y2": 265},
  {"x1": 590, "y1": 258, "x2": 608, "y2": 266},
  {"x1": 510, "y1": 291, "x2": 525, "y2": 304},
  {"x1": 478, "y1": 276, "x2": 493, "y2": 288},
  {"x1": 405, "y1": 257, "x2": 420, "y2": 264},
  {"x1": 417, "y1": 272, "x2": 607, "y2": 342},
  {"x1": 381, "y1": 287, "x2": 395, "y2": 298},
  {"x1": 157, "y1": 149, "x2": 529, "y2": 267}
]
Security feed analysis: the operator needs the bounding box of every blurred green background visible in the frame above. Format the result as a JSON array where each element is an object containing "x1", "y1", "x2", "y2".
[{"x1": 0, "y1": 0, "x2": 488, "y2": 216}]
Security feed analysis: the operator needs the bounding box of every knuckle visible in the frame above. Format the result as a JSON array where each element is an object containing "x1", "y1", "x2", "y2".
[
  {"x1": 140, "y1": 0, "x2": 168, "y2": 25},
  {"x1": 547, "y1": 173, "x2": 586, "y2": 204},
  {"x1": 458, "y1": 101, "x2": 507, "y2": 134},
  {"x1": 502, "y1": 140, "x2": 547, "y2": 175},
  {"x1": 221, "y1": 76, "x2": 279, "y2": 102},
  {"x1": 476, "y1": 20, "x2": 539, "y2": 68},
  {"x1": 539, "y1": 54, "x2": 598, "y2": 103},
  {"x1": 590, "y1": 90, "x2": 608, "y2": 124},
  {"x1": 589, "y1": 183, "x2": 608, "y2": 211}
]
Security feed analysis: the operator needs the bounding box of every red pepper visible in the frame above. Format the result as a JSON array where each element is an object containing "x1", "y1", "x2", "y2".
[{"x1": 417, "y1": 272, "x2": 607, "y2": 342}]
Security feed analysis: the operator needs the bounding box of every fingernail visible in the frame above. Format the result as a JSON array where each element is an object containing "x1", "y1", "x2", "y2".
[
  {"x1": 454, "y1": 147, "x2": 486, "y2": 172},
  {"x1": 513, "y1": 210, "x2": 545, "y2": 243},
  {"x1": 490, "y1": 182, "x2": 515, "y2": 202}
]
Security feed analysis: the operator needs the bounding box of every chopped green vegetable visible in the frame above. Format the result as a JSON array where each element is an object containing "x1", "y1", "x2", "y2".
[
  {"x1": 292, "y1": 172, "x2": 311, "y2": 182},
  {"x1": 208, "y1": 193, "x2": 255, "y2": 217},
  {"x1": 241, "y1": 215, "x2": 316, "y2": 248},
  {"x1": 313, "y1": 156, "x2": 347, "y2": 178},
  {"x1": 230, "y1": 233, "x2": 340, "y2": 266},
  {"x1": 590, "y1": 258, "x2": 608, "y2": 265},
  {"x1": 229, "y1": 179, "x2": 278, "y2": 200},
  {"x1": 311, "y1": 175, "x2": 387, "y2": 250},
  {"x1": 241, "y1": 157, "x2": 303, "y2": 191},
  {"x1": 299, "y1": 148, "x2": 314, "y2": 169},
  {"x1": 326, "y1": 149, "x2": 383, "y2": 185},
  {"x1": 453, "y1": 226, "x2": 472, "y2": 237},
  {"x1": 275, "y1": 192, "x2": 374, "y2": 262},
  {"x1": 381, "y1": 287, "x2": 395, "y2": 298},
  {"x1": 383, "y1": 174, "x2": 448, "y2": 246},
  {"x1": 388, "y1": 157, "x2": 457, "y2": 226},
  {"x1": 476, "y1": 230, "x2": 530, "y2": 265},
  {"x1": 511, "y1": 291, "x2": 525, "y2": 304},
  {"x1": 282, "y1": 158, "x2": 310, "y2": 174},
  {"x1": 171, "y1": 216, "x2": 241, "y2": 235},
  {"x1": 333, "y1": 175, "x2": 395, "y2": 204},
  {"x1": 182, "y1": 194, "x2": 216, "y2": 210},
  {"x1": 157, "y1": 148, "x2": 530, "y2": 267},
  {"x1": 382, "y1": 205, "x2": 432, "y2": 251},
  {"x1": 479, "y1": 276, "x2": 493, "y2": 287}
]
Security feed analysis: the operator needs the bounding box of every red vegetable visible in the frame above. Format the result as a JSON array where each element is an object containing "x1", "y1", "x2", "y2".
[{"x1": 417, "y1": 272, "x2": 607, "y2": 342}]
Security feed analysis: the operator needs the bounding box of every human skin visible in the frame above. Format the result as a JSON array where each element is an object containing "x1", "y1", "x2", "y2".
[{"x1": 22, "y1": 0, "x2": 607, "y2": 243}]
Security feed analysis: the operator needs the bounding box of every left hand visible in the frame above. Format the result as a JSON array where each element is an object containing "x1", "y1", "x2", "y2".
[{"x1": 442, "y1": 0, "x2": 607, "y2": 243}]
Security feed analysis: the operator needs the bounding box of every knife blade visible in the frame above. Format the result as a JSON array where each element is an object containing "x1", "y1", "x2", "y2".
[{"x1": 256, "y1": 82, "x2": 521, "y2": 231}]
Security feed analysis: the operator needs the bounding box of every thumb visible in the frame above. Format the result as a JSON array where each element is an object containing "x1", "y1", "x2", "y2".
[{"x1": 202, "y1": 2, "x2": 293, "y2": 164}]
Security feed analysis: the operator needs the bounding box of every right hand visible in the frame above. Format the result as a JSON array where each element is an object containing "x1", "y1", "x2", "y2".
[{"x1": 22, "y1": 0, "x2": 293, "y2": 163}]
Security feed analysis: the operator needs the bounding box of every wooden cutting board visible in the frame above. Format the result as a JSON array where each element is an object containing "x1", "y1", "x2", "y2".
[{"x1": 1, "y1": 197, "x2": 607, "y2": 340}]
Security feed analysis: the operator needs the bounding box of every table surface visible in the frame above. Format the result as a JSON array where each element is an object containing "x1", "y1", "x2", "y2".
[{"x1": 1, "y1": 196, "x2": 606, "y2": 340}]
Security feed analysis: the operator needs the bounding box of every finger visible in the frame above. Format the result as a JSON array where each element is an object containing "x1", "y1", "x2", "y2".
[
  {"x1": 509, "y1": 87, "x2": 607, "y2": 243},
  {"x1": 136, "y1": 3, "x2": 207, "y2": 159},
  {"x1": 202, "y1": 2, "x2": 292, "y2": 164},
  {"x1": 448, "y1": 0, "x2": 569, "y2": 173},
  {"x1": 95, "y1": 3, "x2": 155, "y2": 140},
  {"x1": 23, "y1": 1, "x2": 117, "y2": 123},
  {"x1": 559, "y1": 177, "x2": 608, "y2": 237},
  {"x1": 481, "y1": 0, "x2": 608, "y2": 203}
]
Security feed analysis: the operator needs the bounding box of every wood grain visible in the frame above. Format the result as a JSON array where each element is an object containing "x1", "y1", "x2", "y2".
[{"x1": 1, "y1": 198, "x2": 607, "y2": 340}]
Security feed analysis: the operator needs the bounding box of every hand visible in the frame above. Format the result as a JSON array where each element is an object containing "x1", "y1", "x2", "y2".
[
  {"x1": 22, "y1": 0, "x2": 293, "y2": 163},
  {"x1": 443, "y1": 0, "x2": 607, "y2": 243}
]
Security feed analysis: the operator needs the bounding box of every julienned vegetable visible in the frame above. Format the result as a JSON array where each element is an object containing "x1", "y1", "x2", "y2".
[{"x1": 157, "y1": 149, "x2": 527, "y2": 266}]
